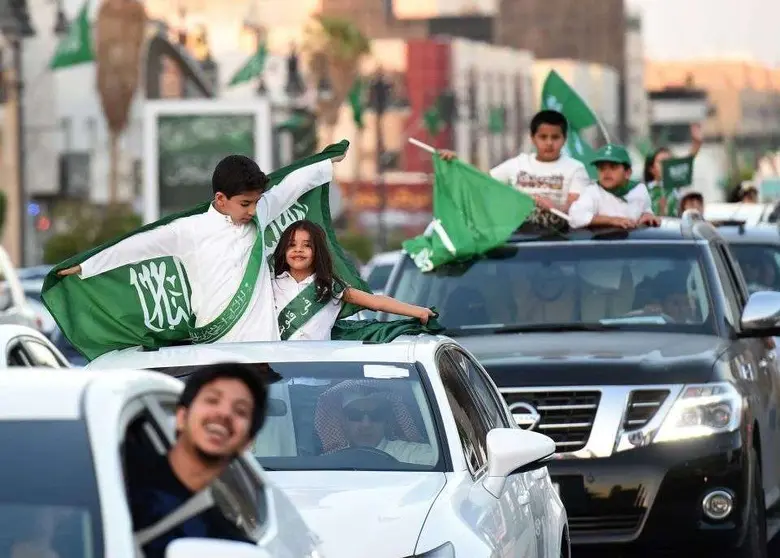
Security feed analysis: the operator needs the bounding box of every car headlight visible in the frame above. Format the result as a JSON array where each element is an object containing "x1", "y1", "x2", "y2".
[
  {"x1": 411, "y1": 542, "x2": 455, "y2": 558},
  {"x1": 654, "y1": 382, "x2": 742, "y2": 443}
]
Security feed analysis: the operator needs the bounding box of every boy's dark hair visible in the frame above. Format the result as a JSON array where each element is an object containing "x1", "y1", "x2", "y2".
[
  {"x1": 272, "y1": 219, "x2": 347, "y2": 303},
  {"x1": 211, "y1": 155, "x2": 269, "y2": 198},
  {"x1": 178, "y1": 362, "x2": 279, "y2": 438},
  {"x1": 530, "y1": 110, "x2": 568, "y2": 138},
  {"x1": 680, "y1": 191, "x2": 703, "y2": 206}
]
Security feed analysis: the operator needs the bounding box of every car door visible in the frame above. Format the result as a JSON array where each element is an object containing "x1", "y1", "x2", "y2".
[
  {"x1": 437, "y1": 346, "x2": 539, "y2": 558},
  {"x1": 715, "y1": 241, "x2": 780, "y2": 500}
]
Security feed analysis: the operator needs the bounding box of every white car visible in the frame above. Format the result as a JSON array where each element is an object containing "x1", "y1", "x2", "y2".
[
  {"x1": 0, "y1": 324, "x2": 69, "y2": 367},
  {"x1": 0, "y1": 368, "x2": 323, "y2": 558},
  {"x1": 0, "y1": 246, "x2": 40, "y2": 330},
  {"x1": 362, "y1": 250, "x2": 402, "y2": 294},
  {"x1": 89, "y1": 336, "x2": 569, "y2": 558},
  {"x1": 704, "y1": 202, "x2": 776, "y2": 225}
]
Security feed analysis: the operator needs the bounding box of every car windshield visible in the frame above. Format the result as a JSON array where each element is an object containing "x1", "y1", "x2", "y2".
[
  {"x1": 390, "y1": 242, "x2": 715, "y2": 335},
  {"x1": 366, "y1": 264, "x2": 394, "y2": 291},
  {"x1": 728, "y1": 243, "x2": 780, "y2": 294},
  {"x1": 0, "y1": 420, "x2": 103, "y2": 558},
  {"x1": 152, "y1": 362, "x2": 444, "y2": 472}
]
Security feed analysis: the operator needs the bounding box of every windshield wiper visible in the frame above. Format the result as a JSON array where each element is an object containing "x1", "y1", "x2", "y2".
[{"x1": 492, "y1": 322, "x2": 622, "y2": 334}]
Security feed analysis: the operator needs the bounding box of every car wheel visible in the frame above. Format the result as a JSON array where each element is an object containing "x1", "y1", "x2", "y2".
[{"x1": 734, "y1": 447, "x2": 767, "y2": 558}]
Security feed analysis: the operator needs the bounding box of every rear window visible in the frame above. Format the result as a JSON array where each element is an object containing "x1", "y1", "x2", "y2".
[
  {"x1": 728, "y1": 244, "x2": 780, "y2": 293},
  {"x1": 366, "y1": 264, "x2": 394, "y2": 291}
]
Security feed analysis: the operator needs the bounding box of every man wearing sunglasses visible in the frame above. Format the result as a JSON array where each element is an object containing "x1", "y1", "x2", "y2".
[{"x1": 341, "y1": 392, "x2": 435, "y2": 466}]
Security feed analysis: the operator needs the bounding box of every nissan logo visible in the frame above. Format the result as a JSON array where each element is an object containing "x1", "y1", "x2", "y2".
[{"x1": 509, "y1": 402, "x2": 541, "y2": 430}]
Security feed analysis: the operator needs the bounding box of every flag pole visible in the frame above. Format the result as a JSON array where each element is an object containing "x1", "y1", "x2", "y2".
[{"x1": 407, "y1": 138, "x2": 570, "y2": 222}]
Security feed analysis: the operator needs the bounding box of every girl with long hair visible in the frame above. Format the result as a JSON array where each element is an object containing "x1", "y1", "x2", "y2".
[
  {"x1": 271, "y1": 220, "x2": 434, "y2": 341},
  {"x1": 643, "y1": 123, "x2": 703, "y2": 216}
]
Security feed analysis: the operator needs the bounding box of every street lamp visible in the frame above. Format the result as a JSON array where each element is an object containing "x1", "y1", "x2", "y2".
[{"x1": 1, "y1": 0, "x2": 35, "y2": 266}]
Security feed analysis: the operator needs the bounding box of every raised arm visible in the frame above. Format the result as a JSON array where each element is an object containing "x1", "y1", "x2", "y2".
[
  {"x1": 256, "y1": 156, "x2": 342, "y2": 226},
  {"x1": 688, "y1": 123, "x2": 703, "y2": 158},
  {"x1": 343, "y1": 288, "x2": 434, "y2": 323},
  {"x1": 58, "y1": 221, "x2": 186, "y2": 279}
]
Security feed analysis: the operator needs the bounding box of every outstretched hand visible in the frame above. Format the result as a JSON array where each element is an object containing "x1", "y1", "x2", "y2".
[
  {"x1": 417, "y1": 307, "x2": 436, "y2": 325},
  {"x1": 57, "y1": 265, "x2": 82, "y2": 277},
  {"x1": 438, "y1": 150, "x2": 457, "y2": 161}
]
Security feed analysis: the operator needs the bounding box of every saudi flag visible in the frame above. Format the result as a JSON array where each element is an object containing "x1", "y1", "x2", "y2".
[
  {"x1": 228, "y1": 42, "x2": 268, "y2": 87},
  {"x1": 42, "y1": 141, "x2": 441, "y2": 360},
  {"x1": 403, "y1": 155, "x2": 535, "y2": 272},
  {"x1": 49, "y1": 1, "x2": 94, "y2": 70},
  {"x1": 540, "y1": 70, "x2": 603, "y2": 179}
]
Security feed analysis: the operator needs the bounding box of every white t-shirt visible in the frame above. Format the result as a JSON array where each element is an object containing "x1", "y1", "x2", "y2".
[
  {"x1": 568, "y1": 183, "x2": 653, "y2": 229},
  {"x1": 272, "y1": 272, "x2": 344, "y2": 340},
  {"x1": 490, "y1": 153, "x2": 591, "y2": 208}
]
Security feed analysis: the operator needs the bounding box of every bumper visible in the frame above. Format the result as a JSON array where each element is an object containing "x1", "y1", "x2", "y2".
[{"x1": 548, "y1": 430, "x2": 750, "y2": 552}]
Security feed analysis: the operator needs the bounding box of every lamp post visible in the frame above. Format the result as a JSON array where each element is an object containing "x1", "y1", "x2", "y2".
[{"x1": 370, "y1": 69, "x2": 391, "y2": 251}]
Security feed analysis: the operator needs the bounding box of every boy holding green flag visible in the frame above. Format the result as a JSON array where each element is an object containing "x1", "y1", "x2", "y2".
[
  {"x1": 56, "y1": 148, "x2": 347, "y2": 344},
  {"x1": 569, "y1": 144, "x2": 660, "y2": 229}
]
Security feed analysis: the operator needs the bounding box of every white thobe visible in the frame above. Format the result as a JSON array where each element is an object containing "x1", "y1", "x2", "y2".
[
  {"x1": 78, "y1": 160, "x2": 334, "y2": 343},
  {"x1": 271, "y1": 272, "x2": 344, "y2": 341},
  {"x1": 568, "y1": 183, "x2": 653, "y2": 229}
]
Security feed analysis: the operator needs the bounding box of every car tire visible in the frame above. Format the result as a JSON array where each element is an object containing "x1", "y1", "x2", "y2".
[{"x1": 733, "y1": 447, "x2": 767, "y2": 558}]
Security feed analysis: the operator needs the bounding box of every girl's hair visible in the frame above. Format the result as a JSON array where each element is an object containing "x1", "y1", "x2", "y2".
[
  {"x1": 642, "y1": 147, "x2": 671, "y2": 184},
  {"x1": 273, "y1": 220, "x2": 346, "y2": 302}
]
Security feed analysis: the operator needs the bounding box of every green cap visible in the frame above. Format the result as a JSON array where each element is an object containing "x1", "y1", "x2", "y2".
[{"x1": 591, "y1": 143, "x2": 632, "y2": 166}]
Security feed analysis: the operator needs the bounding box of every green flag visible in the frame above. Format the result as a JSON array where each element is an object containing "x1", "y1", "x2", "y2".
[
  {"x1": 228, "y1": 42, "x2": 267, "y2": 87},
  {"x1": 41, "y1": 142, "x2": 365, "y2": 360},
  {"x1": 49, "y1": 1, "x2": 94, "y2": 70},
  {"x1": 661, "y1": 155, "x2": 695, "y2": 190},
  {"x1": 402, "y1": 155, "x2": 535, "y2": 272},
  {"x1": 348, "y1": 78, "x2": 364, "y2": 129},
  {"x1": 540, "y1": 70, "x2": 601, "y2": 179}
]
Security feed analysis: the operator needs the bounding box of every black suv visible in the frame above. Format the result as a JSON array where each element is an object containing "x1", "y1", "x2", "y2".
[{"x1": 380, "y1": 215, "x2": 780, "y2": 556}]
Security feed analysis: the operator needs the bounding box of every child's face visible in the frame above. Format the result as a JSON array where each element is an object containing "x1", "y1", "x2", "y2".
[
  {"x1": 286, "y1": 229, "x2": 315, "y2": 273},
  {"x1": 215, "y1": 191, "x2": 262, "y2": 224},
  {"x1": 531, "y1": 123, "x2": 566, "y2": 162},
  {"x1": 652, "y1": 150, "x2": 671, "y2": 181},
  {"x1": 596, "y1": 162, "x2": 631, "y2": 189},
  {"x1": 682, "y1": 199, "x2": 704, "y2": 213}
]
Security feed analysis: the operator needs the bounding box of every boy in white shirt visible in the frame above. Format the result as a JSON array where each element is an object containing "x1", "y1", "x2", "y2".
[
  {"x1": 440, "y1": 110, "x2": 590, "y2": 228},
  {"x1": 569, "y1": 143, "x2": 660, "y2": 230}
]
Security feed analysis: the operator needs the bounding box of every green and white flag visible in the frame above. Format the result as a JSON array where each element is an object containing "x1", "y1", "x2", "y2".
[
  {"x1": 661, "y1": 155, "x2": 695, "y2": 190},
  {"x1": 49, "y1": 1, "x2": 94, "y2": 70},
  {"x1": 42, "y1": 141, "x2": 440, "y2": 360},
  {"x1": 540, "y1": 70, "x2": 601, "y2": 179},
  {"x1": 403, "y1": 155, "x2": 535, "y2": 272},
  {"x1": 228, "y1": 42, "x2": 268, "y2": 87}
]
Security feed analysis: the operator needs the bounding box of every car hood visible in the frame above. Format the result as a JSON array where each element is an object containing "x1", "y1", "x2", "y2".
[
  {"x1": 457, "y1": 331, "x2": 727, "y2": 386},
  {"x1": 268, "y1": 471, "x2": 446, "y2": 558}
]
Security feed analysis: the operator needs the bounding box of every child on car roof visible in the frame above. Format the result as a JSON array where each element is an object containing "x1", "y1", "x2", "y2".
[{"x1": 568, "y1": 144, "x2": 660, "y2": 229}]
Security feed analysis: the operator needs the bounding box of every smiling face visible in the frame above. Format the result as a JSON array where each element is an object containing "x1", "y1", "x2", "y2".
[
  {"x1": 214, "y1": 191, "x2": 262, "y2": 225},
  {"x1": 285, "y1": 228, "x2": 315, "y2": 274},
  {"x1": 176, "y1": 377, "x2": 254, "y2": 464}
]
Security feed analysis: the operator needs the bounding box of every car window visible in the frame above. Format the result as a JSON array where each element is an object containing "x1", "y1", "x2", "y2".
[
  {"x1": 728, "y1": 243, "x2": 780, "y2": 295},
  {"x1": 6, "y1": 343, "x2": 31, "y2": 366},
  {"x1": 390, "y1": 243, "x2": 714, "y2": 334},
  {"x1": 22, "y1": 340, "x2": 64, "y2": 368},
  {"x1": 121, "y1": 396, "x2": 268, "y2": 542},
  {"x1": 448, "y1": 349, "x2": 511, "y2": 429},
  {"x1": 366, "y1": 264, "x2": 394, "y2": 291},
  {"x1": 150, "y1": 362, "x2": 444, "y2": 473},
  {"x1": 438, "y1": 349, "x2": 491, "y2": 475}
]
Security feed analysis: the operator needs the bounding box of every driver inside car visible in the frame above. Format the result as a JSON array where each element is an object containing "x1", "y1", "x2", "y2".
[
  {"x1": 340, "y1": 391, "x2": 436, "y2": 466},
  {"x1": 633, "y1": 270, "x2": 696, "y2": 323}
]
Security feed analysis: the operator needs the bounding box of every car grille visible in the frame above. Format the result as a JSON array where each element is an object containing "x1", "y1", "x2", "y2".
[
  {"x1": 502, "y1": 390, "x2": 601, "y2": 452},
  {"x1": 568, "y1": 513, "x2": 644, "y2": 536},
  {"x1": 623, "y1": 389, "x2": 670, "y2": 430}
]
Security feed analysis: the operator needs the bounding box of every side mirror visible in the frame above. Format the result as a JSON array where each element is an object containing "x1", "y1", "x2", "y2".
[
  {"x1": 165, "y1": 539, "x2": 272, "y2": 558},
  {"x1": 483, "y1": 428, "x2": 555, "y2": 498},
  {"x1": 740, "y1": 291, "x2": 780, "y2": 335}
]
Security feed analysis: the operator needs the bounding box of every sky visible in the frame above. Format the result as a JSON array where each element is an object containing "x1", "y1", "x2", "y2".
[{"x1": 629, "y1": 0, "x2": 780, "y2": 66}]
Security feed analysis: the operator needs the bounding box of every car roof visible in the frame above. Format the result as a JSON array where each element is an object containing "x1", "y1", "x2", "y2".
[
  {"x1": 88, "y1": 336, "x2": 444, "y2": 371},
  {"x1": 0, "y1": 324, "x2": 51, "y2": 346},
  {"x1": 709, "y1": 223, "x2": 780, "y2": 245},
  {"x1": 503, "y1": 215, "x2": 718, "y2": 244},
  {"x1": 0, "y1": 368, "x2": 181, "y2": 420}
]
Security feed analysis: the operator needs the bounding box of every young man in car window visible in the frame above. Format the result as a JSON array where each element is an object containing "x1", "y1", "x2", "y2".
[
  {"x1": 127, "y1": 363, "x2": 270, "y2": 558},
  {"x1": 568, "y1": 144, "x2": 660, "y2": 229}
]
